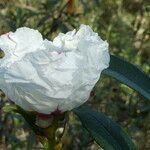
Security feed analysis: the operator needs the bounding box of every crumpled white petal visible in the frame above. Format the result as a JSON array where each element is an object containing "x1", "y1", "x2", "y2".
[
  {"x1": 0, "y1": 27, "x2": 44, "y2": 68},
  {"x1": 0, "y1": 25, "x2": 110, "y2": 114}
]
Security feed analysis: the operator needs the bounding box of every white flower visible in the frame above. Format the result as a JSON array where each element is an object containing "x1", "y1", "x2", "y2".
[{"x1": 0, "y1": 25, "x2": 110, "y2": 114}]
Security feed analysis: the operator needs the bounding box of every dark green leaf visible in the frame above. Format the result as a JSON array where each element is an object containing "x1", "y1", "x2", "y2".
[
  {"x1": 14, "y1": 106, "x2": 45, "y2": 136},
  {"x1": 102, "y1": 55, "x2": 150, "y2": 100},
  {"x1": 3, "y1": 104, "x2": 44, "y2": 136},
  {"x1": 73, "y1": 106, "x2": 137, "y2": 150}
]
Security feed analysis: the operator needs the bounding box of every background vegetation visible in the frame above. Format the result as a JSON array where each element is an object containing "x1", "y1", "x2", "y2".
[{"x1": 0, "y1": 0, "x2": 150, "y2": 149}]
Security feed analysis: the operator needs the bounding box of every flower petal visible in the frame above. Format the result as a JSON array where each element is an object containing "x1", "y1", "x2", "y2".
[{"x1": 0, "y1": 25, "x2": 110, "y2": 114}]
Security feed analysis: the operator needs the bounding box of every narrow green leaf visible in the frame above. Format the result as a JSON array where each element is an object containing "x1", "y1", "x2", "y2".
[
  {"x1": 73, "y1": 106, "x2": 137, "y2": 150},
  {"x1": 102, "y1": 55, "x2": 150, "y2": 100},
  {"x1": 14, "y1": 106, "x2": 45, "y2": 136},
  {"x1": 3, "y1": 104, "x2": 44, "y2": 135}
]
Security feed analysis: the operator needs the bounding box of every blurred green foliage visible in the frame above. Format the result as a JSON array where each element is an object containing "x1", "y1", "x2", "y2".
[{"x1": 0, "y1": 0, "x2": 150, "y2": 149}]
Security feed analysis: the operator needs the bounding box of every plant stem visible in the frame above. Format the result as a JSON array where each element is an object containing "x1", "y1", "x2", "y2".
[{"x1": 48, "y1": 139, "x2": 55, "y2": 150}]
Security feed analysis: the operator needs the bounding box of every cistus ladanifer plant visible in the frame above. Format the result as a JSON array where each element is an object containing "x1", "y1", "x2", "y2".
[{"x1": 0, "y1": 25, "x2": 149, "y2": 150}]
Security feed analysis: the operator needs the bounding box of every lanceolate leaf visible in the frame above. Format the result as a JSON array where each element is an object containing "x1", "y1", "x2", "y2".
[
  {"x1": 73, "y1": 106, "x2": 137, "y2": 150},
  {"x1": 102, "y1": 55, "x2": 150, "y2": 100},
  {"x1": 14, "y1": 106, "x2": 45, "y2": 136},
  {"x1": 3, "y1": 104, "x2": 44, "y2": 135}
]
